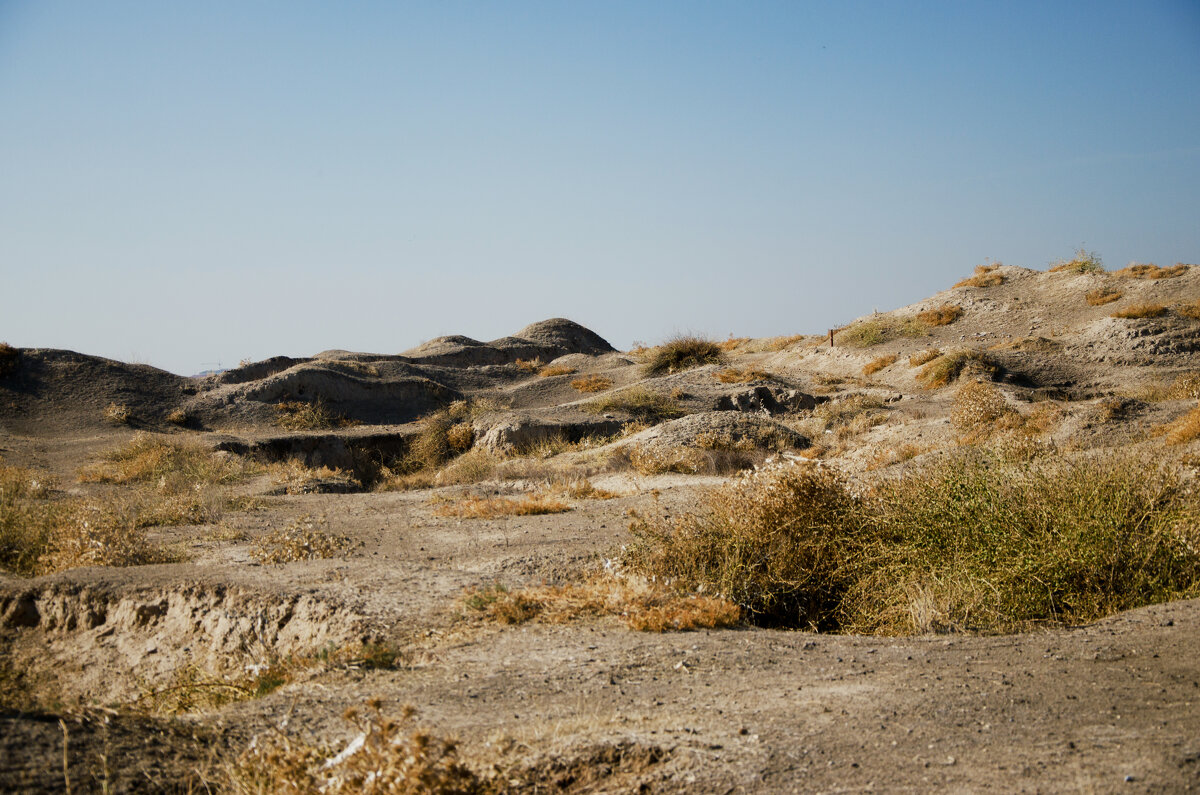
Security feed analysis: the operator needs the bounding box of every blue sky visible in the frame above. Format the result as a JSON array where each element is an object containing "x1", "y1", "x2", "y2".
[{"x1": 2, "y1": 1, "x2": 1198, "y2": 375}]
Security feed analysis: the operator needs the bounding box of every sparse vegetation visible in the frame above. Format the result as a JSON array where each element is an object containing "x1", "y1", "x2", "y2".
[
  {"x1": 624, "y1": 453, "x2": 1200, "y2": 632},
  {"x1": 908, "y1": 348, "x2": 942, "y2": 367},
  {"x1": 570, "y1": 374, "x2": 613, "y2": 392},
  {"x1": 1086, "y1": 287, "x2": 1123, "y2": 306},
  {"x1": 538, "y1": 364, "x2": 576, "y2": 377},
  {"x1": 713, "y1": 367, "x2": 771, "y2": 383},
  {"x1": 274, "y1": 398, "x2": 358, "y2": 430},
  {"x1": 166, "y1": 408, "x2": 190, "y2": 425},
  {"x1": 79, "y1": 433, "x2": 256, "y2": 488},
  {"x1": 863, "y1": 354, "x2": 898, "y2": 376},
  {"x1": 837, "y1": 317, "x2": 926, "y2": 348},
  {"x1": 1048, "y1": 249, "x2": 1104, "y2": 274},
  {"x1": 1180, "y1": 300, "x2": 1200, "y2": 320},
  {"x1": 642, "y1": 335, "x2": 725, "y2": 376},
  {"x1": 515, "y1": 358, "x2": 542, "y2": 372},
  {"x1": 431, "y1": 493, "x2": 571, "y2": 519},
  {"x1": 1115, "y1": 263, "x2": 1187, "y2": 280},
  {"x1": 916, "y1": 349, "x2": 998, "y2": 389},
  {"x1": 0, "y1": 342, "x2": 18, "y2": 377},
  {"x1": 251, "y1": 515, "x2": 356, "y2": 564},
  {"x1": 1159, "y1": 406, "x2": 1200, "y2": 446},
  {"x1": 951, "y1": 381, "x2": 1020, "y2": 442},
  {"x1": 583, "y1": 386, "x2": 684, "y2": 423},
  {"x1": 1112, "y1": 303, "x2": 1167, "y2": 319},
  {"x1": 916, "y1": 304, "x2": 963, "y2": 327},
  {"x1": 954, "y1": 264, "x2": 1006, "y2": 288}
]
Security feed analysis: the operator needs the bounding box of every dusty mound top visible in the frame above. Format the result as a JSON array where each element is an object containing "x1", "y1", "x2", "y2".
[{"x1": 404, "y1": 318, "x2": 615, "y2": 367}]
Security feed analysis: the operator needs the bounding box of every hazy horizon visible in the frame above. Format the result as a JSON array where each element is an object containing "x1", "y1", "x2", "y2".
[{"x1": 2, "y1": 1, "x2": 1198, "y2": 376}]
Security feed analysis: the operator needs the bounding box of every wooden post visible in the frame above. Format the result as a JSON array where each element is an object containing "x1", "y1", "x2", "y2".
[{"x1": 829, "y1": 329, "x2": 834, "y2": 348}]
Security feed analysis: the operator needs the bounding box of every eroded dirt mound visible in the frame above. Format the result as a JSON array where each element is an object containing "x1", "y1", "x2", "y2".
[
  {"x1": 404, "y1": 318, "x2": 616, "y2": 367},
  {"x1": 623, "y1": 411, "x2": 809, "y2": 452}
]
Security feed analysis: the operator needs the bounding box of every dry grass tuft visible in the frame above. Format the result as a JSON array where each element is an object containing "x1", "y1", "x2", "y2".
[
  {"x1": 862, "y1": 355, "x2": 898, "y2": 377},
  {"x1": 908, "y1": 348, "x2": 942, "y2": 367},
  {"x1": 0, "y1": 342, "x2": 18, "y2": 377},
  {"x1": 166, "y1": 408, "x2": 190, "y2": 425},
  {"x1": 227, "y1": 702, "x2": 482, "y2": 794},
  {"x1": 954, "y1": 264, "x2": 1006, "y2": 288},
  {"x1": 624, "y1": 453, "x2": 1200, "y2": 632},
  {"x1": 251, "y1": 515, "x2": 356, "y2": 564},
  {"x1": 916, "y1": 349, "x2": 998, "y2": 389},
  {"x1": 1048, "y1": 248, "x2": 1104, "y2": 274},
  {"x1": 1115, "y1": 263, "x2": 1187, "y2": 280},
  {"x1": 837, "y1": 317, "x2": 926, "y2": 348},
  {"x1": 1159, "y1": 406, "x2": 1200, "y2": 446},
  {"x1": 514, "y1": 358, "x2": 542, "y2": 372},
  {"x1": 1112, "y1": 303, "x2": 1168, "y2": 319},
  {"x1": 79, "y1": 433, "x2": 256, "y2": 489},
  {"x1": 432, "y1": 493, "x2": 570, "y2": 519},
  {"x1": 584, "y1": 387, "x2": 684, "y2": 423},
  {"x1": 916, "y1": 304, "x2": 963, "y2": 327},
  {"x1": 951, "y1": 381, "x2": 1021, "y2": 442},
  {"x1": 570, "y1": 374, "x2": 613, "y2": 393},
  {"x1": 713, "y1": 367, "x2": 771, "y2": 383},
  {"x1": 462, "y1": 578, "x2": 741, "y2": 632},
  {"x1": 537, "y1": 364, "x2": 576, "y2": 378},
  {"x1": 273, "y1": 399, "x2": 358, "y2": 430},
  {"x1": 642, "y1": 335, "x2": 725, "y2": 376},
  {"x1": 1180, "y1": 300, "x2": 1200, "y2": 320},
  {"x1": 1086, "y1": 287, "x2": 1123, "y2": 306}
]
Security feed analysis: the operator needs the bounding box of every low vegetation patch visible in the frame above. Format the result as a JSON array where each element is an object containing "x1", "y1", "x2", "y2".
[
  {"x1": 432, "y1": 492, "x2": 571, "y2": 519},
  {"x1": 951, "y1": 381, "x2": 1022, "y2": 442},
  {"x1": 515, "y1": 358, "x2": 542, "y2": 372},
  {"x1": 1048, "y1": 248, "x2": 1104, "y2": 274},
  {"x1": 274, "y1": 398, "x2": 358, "y2": 430},
  {"x1": 1112, "y1": 303, "x2": 1167, "y2": 319},
  {"x1": 0, "y1": 342, "x2": 18, "y2": 377},
  {"x1": 908, "y1": 348, "x2": 942, "y2": 367},
  {"x1": 642, "y1": 335, "x2": 725, "y2": 376},
  {"x1": 713, "y1": 367, "x2": 771, "y2": 383},
  {"x1": 862, "y1": 354, "x2": 898, "y2": 377},
  {"x1": 79, "y1": 433, "x2": 257, "y2": 488},
  {"x1": 954, "y1": 264, "x2": 1006, "y2": 288},
  {"x1": 570, "y1": 373, "x2": 613, "y2": 392},
  {"x1": 1158, "y1": 406, "x2": 1200, "y2": 446},
  {"x1": 1115, "y1": 263, "x2": 1187, "y2": 280},
  {"x1": 1180, "y1": 300, "x2": 1200, "y2": 320},
  {"x1": 1086, "y1": 287, "x2": 1123, "y2": 306},
  {"x1": 623, "y1": 453, "x2": 1200, "y2": 633},
  {"x1": 251, "y1": 515, "x2": 356, "y2": 564},
  {"x1": 836, "y1": 317, "x2": 926, "y2": 348},
  {"x1": 916, "y1": 304, "x2": 963, "y2": 327},
  {"x1": 462, "y1": 578, "x2": 741, "y2": 632},
  {"x1": 584, "y1": 387, "x2": 684, "y2": 423},
  {"x1": 538, "y1": 364, "x2": 576, "y2": 378},
  {"x1": 916, "y1": 349, "x2": 998, "y2": 389},
  {"x1": 103, "y1": 402, "x2": 132, "y2": 425}
]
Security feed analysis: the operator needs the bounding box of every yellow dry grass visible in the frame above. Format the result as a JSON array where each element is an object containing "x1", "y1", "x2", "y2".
[
  {"x1": 862, "y1": 354, "x2": 898, "y2": 377},
  {"x1": 1115, "y1": 263, "x2": 1187, "y2": 280},
  {"x1": 250, "y1": 515, "x2": 356, "y2": 564},
  {"x1": 1086, "y1": 288, "x2": 1123, "y2": 306},
  {"x1": 1159, "y1": 406, "x2": 1200, "y2": 446},
  {"x1": 713, "y1": 367, "x2": 771, "y2": 383},
  {"x1": 954, "y1": 264, "x2": 1006, "y2": 288},
  {"x1": 538, "y1": 364, "x2": 577, "y2": 378},
  {"x1": 916, "y1": 304, "x2": 963, "y2": 327},
  {"x1": 908, "y1": 348, "x2": 942, "y2": 367},
  {"x1": 514, "y1": 358, "x2": 542, "y2": 372},
  {"x1": 1112, "y1": 303, "x2": 1167, "y2": 319},
  {"x1": 432, "y1": 493, "x2": 571, "y2": 519},
  {"x1": 570, "y1": 374, "x2": 613, "y2": 393}
]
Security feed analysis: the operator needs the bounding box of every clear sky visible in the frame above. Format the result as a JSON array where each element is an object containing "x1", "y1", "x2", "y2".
[{"x1": 2, "y1": 1, "x2": 1198, "y2": 375}]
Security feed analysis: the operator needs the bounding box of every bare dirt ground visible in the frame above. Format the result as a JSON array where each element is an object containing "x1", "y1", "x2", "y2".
[{"x1": 3, "y1": 263, "x2": 1200, "y2": 792}]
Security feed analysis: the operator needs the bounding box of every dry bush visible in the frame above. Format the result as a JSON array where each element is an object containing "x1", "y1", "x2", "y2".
[
  {"x1": 642, "y1": 335, "x2": 725, "y2": 376},
  {"x1": 1112, "y1": 303, "x2": 1167, "y2": 319},
  {"x1": 1159, "y1": 406, "x2": 1200, "y2": 445},
  {"x1": 916, "y1": 349, "x2": 998, "y2": 389},
  {"x1": 951, "y1": 381, "x2": 1020, "y2": 442},
  {"x1": 719, "y1": 337, "x2": 750, "y2": 351},
  {"x1": 954, "y1": 264, "x2": 1006, "y2": 288},
  {"x1": 626, "y1": 445, "x2": 707, "y2": 476},
  {"x1": 1180, "y1": 300, "x2": 1200, "y2": 320},
  {"x1": 0, "y1": 342, "x2": 18, "y2": 377},
  {"x1": 251, "y1": 515, "x2": 355, "y2": 564},
  {"x1": 432, "y1": 493, "x2": 570, "y2": 519},
  {"x1": 864, "y1": 444, "x2": 925, "y2": 471},
  {"x1": 537, "y1": 364, "x2": 576, "y2": 378},
  {"x1": 166, "y1": 408, "x2": 190, "y2": 425},
  {"x1": 103, "y1": 402, "x2": 132, "y2": 425},
  {"x1": 462, "y1": 578, "x2": 741, "y2": 632},
  {"x1": 862, "y1": 354, "x2": 898, "y2": 377},
  {"x1": 1086, "y1": 288, "x2": 1123, "y2": 306},
  {"x1": 549, "y1": 478, "x2": 618, "y2": 500},
  {"x1": 713, "y1": 367, "x2": 771, "y2": 383},
  {"x1": 399, "y1": 402, "x2": 476, "y2": 474},
  {"x1": 274, "y1": 399, "x2": 357, "y2": 430},
  {"x1": 584, "y1": 387, "x2": 684, "y2": 423},
  {"x1": 570, "y1": 374, "x2": 613, "y2": 393},
  {"x1": 1115, "y1": 263, "x2": 1187, "y2": 280},
  {"x1": 908, "y1": 348, "x2": 942, "y2": 367},
  {"x1": 916, "y1": 304, "x2": 963, "y2": 327},
  {"x1": 1, "y1": 464, "x2": 60, "y2": 574},
  {"x1": 40, "y1": 498, "x2": 179, "y2": 574},
  {"x1": 837, "y1": 317, "x2": 926, "y2": 348},
  {"x1": 227, "y1": 702, "x2": 482, "y2": 795},
  {"x1": 624, "y1": 453, "x2": 1200, "y2": 633},
  {"x1": 267, "y1": 460, "x2": 355, "y2": 494},
  {"x1": 1048, "y1": 248, "x2": 1104, "y2": 274},
  {"x1": 514, "y1": 358, "x2": 542, "y2": 372},
  {"x1": 79, "y1": 433, "x2": 256, "y2": 490}
]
